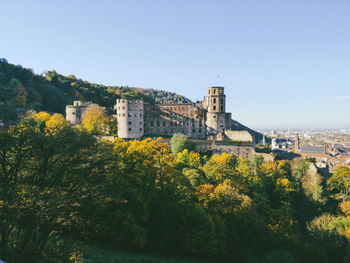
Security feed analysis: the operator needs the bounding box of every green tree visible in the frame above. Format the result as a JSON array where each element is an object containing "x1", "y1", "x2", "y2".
[
  {"x1": 0, "y1": 122, "x2": 97, "y2": 262},
  {"x1": 170, "y1": 134, "x2": 190, "y2": 155},
  {"x1": 328, "y1": 166, "x2": 350, "y2": 201}
]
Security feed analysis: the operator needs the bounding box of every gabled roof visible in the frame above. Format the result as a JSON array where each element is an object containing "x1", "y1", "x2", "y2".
[{"x1": 297, "y1": 146, "x2": 326, "y2": 154}]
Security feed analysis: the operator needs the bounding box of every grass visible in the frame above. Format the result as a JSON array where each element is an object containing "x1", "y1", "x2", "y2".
[{"x1": 80, "y1": 243, "x2": 212, "y2": 263}]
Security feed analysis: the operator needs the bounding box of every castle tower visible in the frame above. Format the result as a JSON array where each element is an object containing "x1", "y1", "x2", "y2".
[
  {"x1": 203, "y1": 87, "x2": 231, "y2": 135},
  {"x1": 116, "y1": 99, "x2": 144, "y2": 139}
]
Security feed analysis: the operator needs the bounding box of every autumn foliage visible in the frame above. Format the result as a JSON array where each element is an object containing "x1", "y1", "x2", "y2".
[{"x1": 0, "y1": 114, "x2": 350, "y2": 262}]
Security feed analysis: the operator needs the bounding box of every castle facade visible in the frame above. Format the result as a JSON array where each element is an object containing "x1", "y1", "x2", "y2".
[{"x1": 115, "y1": 87, "x2": 233, "y2": 139}]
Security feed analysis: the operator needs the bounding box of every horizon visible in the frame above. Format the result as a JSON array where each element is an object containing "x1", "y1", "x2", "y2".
[{"x1": 1, "y1": 0, "x2": 349, "y2": 128}]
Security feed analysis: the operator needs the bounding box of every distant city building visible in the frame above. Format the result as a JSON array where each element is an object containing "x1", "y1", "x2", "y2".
[
  {"x1": 296, "y1": 146, "x2": 326, "y2": 155},
  {"x1": 271, "y1": 138, "x2": 278, "y2": 149}
]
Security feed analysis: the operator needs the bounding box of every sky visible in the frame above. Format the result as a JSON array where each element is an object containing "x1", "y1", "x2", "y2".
[{"x1": 1, "y1": 0, "x2": 349, "y2": 129}]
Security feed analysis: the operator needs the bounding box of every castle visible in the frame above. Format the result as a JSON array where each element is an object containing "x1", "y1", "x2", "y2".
[
  {"x1": 115, "y1": 87, "x2": 232, "y2": 139},
  {"x1": 65, "y1": 100, "x2": 96, "y2": 125},
  {"x1": 66, "y1": 87, "x2": 257, "y2": 159}
]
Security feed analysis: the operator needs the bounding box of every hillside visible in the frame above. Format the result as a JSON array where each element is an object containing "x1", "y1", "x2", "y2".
[
  {"x1": 0, "y1": 59, "x2": 191, "y2": 122},
  {"x1": 0, "y1": 59, "x2": 262, "y2": 141}
]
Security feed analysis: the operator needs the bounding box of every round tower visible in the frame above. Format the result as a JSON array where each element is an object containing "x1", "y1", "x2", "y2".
[
  {"x1": 65, "y1": 106, "x2": 78, "y2": 125},
  {"x1": 116, "y1": 99, "x2": 144, "y2": 139}
]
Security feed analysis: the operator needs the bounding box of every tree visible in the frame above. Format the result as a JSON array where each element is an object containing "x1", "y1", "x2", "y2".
[
  {"x1": 202, "y1": 153, "x2": 241, "y2": 187},
  {"x1": 170, "y1": 134, "x2": 190, "y2": 155},
  {"x1": 45, "y1": 113, "x2": 70, "y2": 135},
  {"x1": 10, "y1": 78, "x2": 27, "y2": 107},
  {"x1": 328, "y1": 166, "x2": 350, "y2": 201},
  {"x1": 0, "y1": 122, "x2": 97, "y2": 262},
  {"x1": 81, "y1": 104, "x2": 110, "y2": 135}
]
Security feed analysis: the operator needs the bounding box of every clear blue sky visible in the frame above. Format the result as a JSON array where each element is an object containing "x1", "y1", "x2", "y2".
[{"x1": 1, "y1": 0, "x2": 349, "y2": 128}]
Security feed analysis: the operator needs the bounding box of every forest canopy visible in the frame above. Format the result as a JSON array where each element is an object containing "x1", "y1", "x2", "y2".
[
  {"x1": 1, "y1": 112, "x2": 350, "y2": 262},
  {"x1": 0, "y1": 59, "x2": 191, "y2": 123}
]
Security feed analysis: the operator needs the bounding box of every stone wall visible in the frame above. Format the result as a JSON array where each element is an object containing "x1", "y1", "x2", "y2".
[
  {"x1": 143, "y1": 103, "x2": 206, "y2": 138},
  {"x1": 190, "y1": 139, "x2": 254, "y2": 159}
]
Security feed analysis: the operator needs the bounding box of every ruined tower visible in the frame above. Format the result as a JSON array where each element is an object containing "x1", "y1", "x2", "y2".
[
  {"x1": 203, "y1": 87, "x2": 231, "y2": 135},
  {"x1": 116, "y1": 99, "x2": 144, "y2": 139},
  {"x1": 65, "y1": 100, "x2": 93, "y2": 125}
]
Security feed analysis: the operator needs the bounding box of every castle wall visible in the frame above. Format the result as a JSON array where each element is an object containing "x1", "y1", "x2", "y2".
[
  {"x1": 190, "y1": 139, "x2": 254, "y2": 159},
  {"x1": 143, "y1": 103, "x2": 205, "y2": 138},
  {"x1": 116, "y1": 99, "x2": 144, "y2": 139},
  {"x1": 213, "y1": 144, "x2": 253, "y2": 159}
]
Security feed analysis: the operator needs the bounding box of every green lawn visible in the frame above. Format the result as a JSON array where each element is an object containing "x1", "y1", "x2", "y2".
[{"x1": 80, "y1": 244, "x2": 212, "y2": 263}]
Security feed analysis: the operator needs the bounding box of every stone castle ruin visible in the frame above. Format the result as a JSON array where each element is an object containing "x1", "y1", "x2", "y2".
[
  {"x1": 66, "y1": 87, "x2": 257, "y2": 159},
  {"x1": 66, "y1": 101, "x2": 95, "y2": 125}
]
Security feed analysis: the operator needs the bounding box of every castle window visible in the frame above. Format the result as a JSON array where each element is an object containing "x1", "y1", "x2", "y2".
[
  {"x1": 208, "y1": 89, "x2": 210, "y2": 94},
  {"x1": 140, "y1": 121, "x2": 142, "y2": 125},
  {"x1": 72, "y1": 112, "x2": 75, "y2": 115},
  {"x1": 151, "y1": 121, "x2": 154, "y2": 127},
  {"x1": 213, "y1": 106, "x2": 216, "y2": 111},
  {"x1": 122, "y1": 107, "x2": 125, "y2": 110},
  {"x1": 122, "y1": 113, "x2": 125, "y2": 117},
  {"x1": 128, "y1": 121, "x2": 131, "y2": 125},
  {"x1": 199, "y1": 129, "x2": 202, "y2": 132},
  {"x1": 214, "y1": 89, "x2": 216, "y2": 94},
  {"x1": 213, "y1": 98, "x2": 216, "y2": 103},
  {"x1": 221, "y1": 106, "x2": 224, "y2": 112},
  {"x1": 140, "y1": 128, "x2": 142, "y2": 131},
  {"x1": 199, "y1": 122, "x2": 202, "y2": 127},
  {"x1": 128, "y1": 113, "x2": 132, "y2": 117},
  {"x1": 140, "y1": 114, "x2": 142, "y2": 117},
  {"x1": 221, "y1": 98, "x2": 224, "y2": 104},
  {"x1": 213, "y1": 115, "x2": 216, "y2": 118},
  {"x1": 129, "y1": 128, "x2": 131, "y2": 131}
]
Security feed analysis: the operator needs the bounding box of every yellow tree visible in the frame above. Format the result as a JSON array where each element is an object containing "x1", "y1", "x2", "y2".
[
  {"x1": 46, "y1": 113, "x2": 70, "y2": 135},
  {"x1": 328, "y1": 166, "x2": 350, "y2": 201},
  {"x1": 81, "y1": 104, "x2": 110, "y2": 135},
  {"x1": 32, "y1": 112, "x2": 51, "y2": 123}
]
